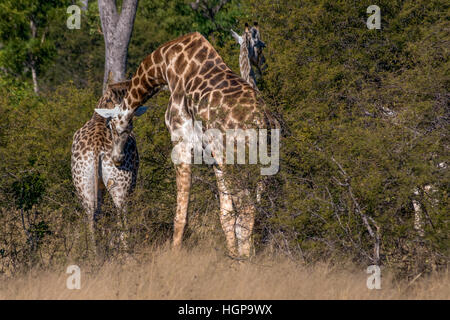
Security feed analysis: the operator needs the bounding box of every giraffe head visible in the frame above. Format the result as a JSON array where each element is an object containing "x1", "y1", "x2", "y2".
[
  {"x1": 231, "y1": 22, "x2": 267, "y2": 73},
  {"x1": 95, "y1": 81, "x2": 149, "y2": 166}
]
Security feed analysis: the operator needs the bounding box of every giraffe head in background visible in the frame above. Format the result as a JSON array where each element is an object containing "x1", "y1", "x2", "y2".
[{"x1": 231, "y1": 22, "x2": 267, "y2": 75}]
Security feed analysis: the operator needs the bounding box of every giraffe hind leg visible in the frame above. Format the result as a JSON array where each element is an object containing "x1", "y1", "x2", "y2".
[
  {"x1": 173, "y1": 163, "x2": 191, "y2": 249},
  {"x1": 74, "y1": 158, "x2": 100, "y2": 257},
  {"x1": 214, "y1": 165, "x2": 238, "y2": 258}
]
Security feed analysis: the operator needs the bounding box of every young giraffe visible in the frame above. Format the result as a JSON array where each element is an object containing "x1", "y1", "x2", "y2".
[
  {"x1": 231, "y1": 22, "x2": 267, "y2": 90},
  {"x1": 95, "y1": 32, "x2": 279, "y2": 259},
  {"x1": 71, "y1": 80, "x2": 149, "y2": 252}
]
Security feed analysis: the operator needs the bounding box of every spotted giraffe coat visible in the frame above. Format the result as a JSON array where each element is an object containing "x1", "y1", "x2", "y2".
[
  {"x1": 71, "y1": 81, "x2": 139, "y2": 222},
  {"x1": 99, "y1": 32, "x2": 279, "y2": 258}
]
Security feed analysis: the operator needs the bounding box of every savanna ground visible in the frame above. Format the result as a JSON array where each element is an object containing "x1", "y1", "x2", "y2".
[
  {"x1": 1, "y1": 243, "x2": 448, "y2": 300},
  {"x1": 0, "y1": 0, "x2": 448, "y2": 300}
]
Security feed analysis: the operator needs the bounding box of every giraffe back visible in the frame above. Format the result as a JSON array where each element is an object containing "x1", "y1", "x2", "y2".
[{"x1": 132, "y1": 32, "x2": 273, "y2": 132}]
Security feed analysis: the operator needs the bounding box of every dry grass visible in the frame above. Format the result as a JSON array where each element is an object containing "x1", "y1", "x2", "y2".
[{"x1": 0, "y1": 244, "x2": 448, "y2": 300}]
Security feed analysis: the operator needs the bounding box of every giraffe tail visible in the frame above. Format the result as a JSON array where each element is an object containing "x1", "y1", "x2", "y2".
[
  {"x1": 263, "y1": 107, "x2": 281, "y2": 132},
  {"x1": 93, "y1": 152, "x2": 102, "y2": 220}
]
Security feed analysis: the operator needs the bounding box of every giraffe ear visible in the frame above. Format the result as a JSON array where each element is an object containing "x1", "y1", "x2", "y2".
[
  {"x1": 95, "y1": 106, "x2": 122, "y2": 119},
  {"x1": 133, "y1": 106, "x2": 148, "y2": 117},
  {"x1": 230, "y1": 29, "x2": 243, "y2": 45}
]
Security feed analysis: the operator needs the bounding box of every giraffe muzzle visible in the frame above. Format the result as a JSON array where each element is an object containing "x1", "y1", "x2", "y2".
[{"x1": 112, "y1": 154, "x2": 125, "y2": 167}]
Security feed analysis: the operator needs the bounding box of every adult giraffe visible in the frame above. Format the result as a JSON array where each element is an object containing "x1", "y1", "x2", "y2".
[
  {"x1": 231, "y1": 22, "x2": 267, "y2": 90},
  {"x1": 95, "y1": 32, "x2": 279, "y2": 259}
]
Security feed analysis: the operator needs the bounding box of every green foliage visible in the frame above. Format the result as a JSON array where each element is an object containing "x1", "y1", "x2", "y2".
[
  {"x1": 11, "y1": 172, "x2": 46, "y2": 211},
  {"x1": 39, "y1": 0, "x2": 243, "y2": 93},
  {"x1": 0, "y1": 0, "x2": 448, "y2": 277},
  {"x1": 40, "y1": 1, "x2": 105, "y2": 91},
  {"x1": 0, "y1": 0, "x2": 71, "y2": 85},
  {"x1": 248, "y1": 0, "x2": 449, "y2": 274}
]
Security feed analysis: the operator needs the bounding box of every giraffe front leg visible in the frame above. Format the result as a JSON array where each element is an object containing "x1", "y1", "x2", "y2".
[
  {"x1": 234, "y1": 189, "x2": 256, "y2": 259},
  {"x1": 214, "y1": 166, "x2": 238, "y2": 258},
  {"x1": 119, "y1": 208, "x2": 129, "y2": 251},
  {"x1": 115, "y1": 206, "x2": 129, "y2": 252},
  {"x1": 173, "y1": 163, "x2": 192, "y2": 249}
]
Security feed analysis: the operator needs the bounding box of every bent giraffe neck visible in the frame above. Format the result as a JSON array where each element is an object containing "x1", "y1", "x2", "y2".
[
  {"x1": 123, "y1": 32, "x2": 225, "y2": 112},
  {"x1": 122, "y1": 48, "x2": 169, "y2": 111}
]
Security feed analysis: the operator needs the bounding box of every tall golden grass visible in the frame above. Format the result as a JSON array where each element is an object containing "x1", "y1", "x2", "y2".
[{"x1": 0, "y1": 244, "x2": 448, "y2": 300}]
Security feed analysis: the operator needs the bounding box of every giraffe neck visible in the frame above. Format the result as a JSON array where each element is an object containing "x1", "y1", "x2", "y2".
[
  {"x1": 239, "y1": 36, "x2": 257, "y2": 90},
  {"x1": 122, "y1": 32, "x2": 226, "y2": 112},
  {"x1": 122, "y1": 49, "x2": 167, "y2": 111}
]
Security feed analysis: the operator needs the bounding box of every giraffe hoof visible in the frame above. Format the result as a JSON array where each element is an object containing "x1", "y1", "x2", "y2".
[{"x1": 172, "y1": 243, "x2": 182, "y2": 251}]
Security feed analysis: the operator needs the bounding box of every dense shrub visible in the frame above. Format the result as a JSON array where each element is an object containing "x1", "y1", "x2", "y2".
[{"x1": 0, "y1": 0, "x2": 448, "y2": 278}]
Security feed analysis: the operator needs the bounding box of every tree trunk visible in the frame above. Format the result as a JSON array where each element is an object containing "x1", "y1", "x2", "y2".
[
  {"x1": 29, "y1": 19, "x2": 39, "y2": 94},
  {"x1": 81, "y1": 0, "x2": 89, "y2": 11},
  {"x1": 31, "y1": 63, "x2": 39, "y2": 94},
  {"x1": 98, "y1": 0, "x2": 138, "y2": 92}
]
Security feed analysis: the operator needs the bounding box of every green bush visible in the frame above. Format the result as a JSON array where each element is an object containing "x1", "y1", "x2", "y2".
[{"x1": 0, "y1": 0, "x2": 447, "y2": 278}]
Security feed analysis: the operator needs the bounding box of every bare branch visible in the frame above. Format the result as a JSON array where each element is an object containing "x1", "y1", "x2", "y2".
[{"x1": 331, "y1": 155, "x2": 381, "y2": 265}]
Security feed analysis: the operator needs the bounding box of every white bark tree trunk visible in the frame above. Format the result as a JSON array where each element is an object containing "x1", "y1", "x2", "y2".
[
  {"x1": 412, "y1": 189, "x2": 425, "y2": 237},
  {"x1": 29, "y1": 19, "x2": 39, "y2": 94},
  {"x1": 98, "y1": 0, "x2": 138, "y2": 92},
  {"x1": 81, "y1": 0, "x2": 89, "y2": 11},
  {"x1": 31, "y1": 64, "x2": 38, "y2": 94}
]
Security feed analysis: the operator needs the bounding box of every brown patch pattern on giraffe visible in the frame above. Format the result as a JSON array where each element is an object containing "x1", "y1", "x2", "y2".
[
  {"x1": 106, "y1": 32, "x2": 278, "y2": 259},
  {"x1": 71, "y1": 81, "x2": 140, "y2": 252}
]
